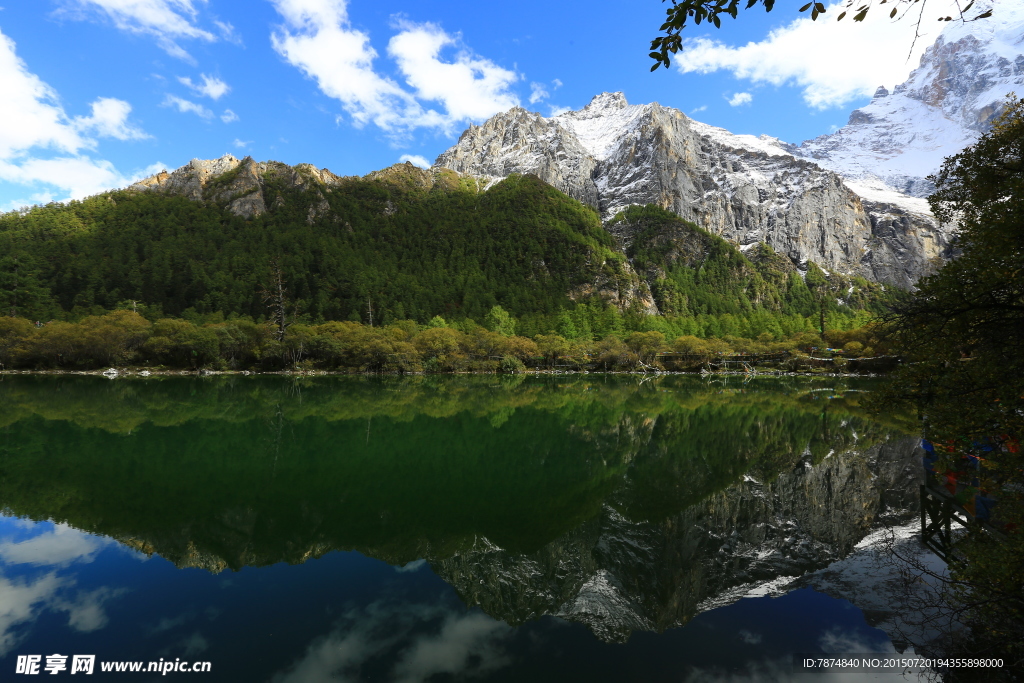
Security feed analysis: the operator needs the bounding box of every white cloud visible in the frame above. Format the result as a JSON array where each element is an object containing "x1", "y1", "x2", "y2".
[
  {"x1": 529, "y1": 79, "x2": 563, "y2": 109},
  {"x1": 0, "y1": 28, "x2": 154, "y2": 205},
  {"x1": 177, "y1": 73, "x2": 230, "y2": 100},
  {"x1": 676, "y1": 0, "x2": 964, "y2": 109},
  {"x1": 398, "y1": 155, "x2": 430, "y2": 168},
  {"x1": 54, "y1": 586, "x2": 122, "y2": 632},
  {"x1": 213, "y1": 19, "x2": 241, "y2": 44},
  {"x1": 0, "y1": 573, "x2": 65, "y2": 656},
  {"x1": 220, "y1": 108, "x2": 238, "y2": 123},
  {"x1": 691, "y1": 105, "x2": 708, "y2": 113},
  {"x1": 818, "y1": 627, "x2": 894, "y2": 654},
  {"x1": 0, "y1": 572, "x2": 124, "y2": 656},
  {"x1": 0, "y1": 31, "x2": 87, "y2": 158},
  {"x1": 388, "y1": 21, "x2": 519, "y2": 128},
  {"x1": 159, "y1": 631, "x2": 210, "y2": 658},
  {"x1": 0, "y1": 523, "x2": 111, "y2": 567},
  {"x1": 270, "y1": 0, "x2": 430, "y2": 133},
  {"x1": 529, "y1": 81, "x2": 548, "y2": 104},
  {"x1": 269, "y1": 0, "x2": 519, "y2": 136},
  {"x1": 162, "y1": 94, "x2": 213, "y2": 118},
  {"x1": 728, "y1": 92, "x2": 753, "y2": 106},
  {"x1": 180, "y1": 631, "x2": 210, "y2": 656},
  {"x1": 59, "y1": 0, "x2": 219, "y2": 62},
  {"x1": 391, "y1": 611, "x2": 509, "y2": 683},
  {"x1": 0, "y1": 192, "x2": 58, "y2": 213},
  {"x1": 232, "y1": 138, "x2": 252, "y2": 149},
  {"x1": 72, "y1": 97, "x2": 150, "y2": 140},
  {"x1": 0, "y1": 157, "x2": 159, "y2": 205},
  {"x1": 272, "y1": 601, "x2": 511, "y2": 683}
]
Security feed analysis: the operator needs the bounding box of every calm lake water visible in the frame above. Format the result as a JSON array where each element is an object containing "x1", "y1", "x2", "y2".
[{"x1": 0, "y1": 374, "x2": 921, "y2": 681}]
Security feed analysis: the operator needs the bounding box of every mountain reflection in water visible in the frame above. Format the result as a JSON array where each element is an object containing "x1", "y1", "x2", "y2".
[{"x1": 0, "y1": 375, "x2": 921, "y2": 681}]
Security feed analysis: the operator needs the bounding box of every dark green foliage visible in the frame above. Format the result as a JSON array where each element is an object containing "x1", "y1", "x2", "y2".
[
  {"x1": 882, "y1": 98, "x2": 1024, "y2": 665},
  {"x1": 0, "y1": 173, "x2": 620, "y2": 325}
]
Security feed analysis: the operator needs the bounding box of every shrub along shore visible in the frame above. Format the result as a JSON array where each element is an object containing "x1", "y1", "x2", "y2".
[{"x1": 0, "y1": 308, "x2": 894, "y2": 375}]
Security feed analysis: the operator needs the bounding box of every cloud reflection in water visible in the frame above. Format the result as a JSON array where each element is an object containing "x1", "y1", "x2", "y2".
[
  {"x1": 274, "y1": 601, "x2": 511, "y2": 683},
  {"x1": 0, "y1": 519, "x2": 129, "y2": 656}
]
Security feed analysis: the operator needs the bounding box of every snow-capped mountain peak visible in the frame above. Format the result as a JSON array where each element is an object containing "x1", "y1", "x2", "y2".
[
  {"x1": 795, "y1": 8, "x2": 1024, "y2": 196},
  {"x1": 569, "y1": 91, "x2": 632, "y2": 117},
  {"x1": 556, "y1": 93, "x2": 649, "y2": 161}
]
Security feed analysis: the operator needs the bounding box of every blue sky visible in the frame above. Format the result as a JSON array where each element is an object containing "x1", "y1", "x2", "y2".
[{"x1": 0, "y1": 0, "x2": 964, "y2": 210}]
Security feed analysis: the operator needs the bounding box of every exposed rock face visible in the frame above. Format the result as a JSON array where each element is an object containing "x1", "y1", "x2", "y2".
[
  {"x1": 436, "y1": 94, "x2": 947, "y2": 288},
  {"x1": 128, "y1": 154, "x2": 340, "y2": 220},
  {"x1": 129, "y1": 154, "x2": 246, "y2": 201},
  {"x1": 795, "y1": 7, "x2": 1024, "y2": 197},
  {"x1": 127, "y1": 157, "x2": 479, "y2": 223},
  {"x1": 437, "y1": 108, "x2": 599, "y2": 207},
  {"x1": 434, "y1": 435, "x2": 922, "y2": 643}
]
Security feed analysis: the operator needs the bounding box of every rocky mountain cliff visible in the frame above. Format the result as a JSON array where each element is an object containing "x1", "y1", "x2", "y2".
[
  {"x1": 128, "y1": 153, "x2": 459, "y2": 222},
  {"x1": 436, "y1": 93, "x2": 946, "y2": 289}
]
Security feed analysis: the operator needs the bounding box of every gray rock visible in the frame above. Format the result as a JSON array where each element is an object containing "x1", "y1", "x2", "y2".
[{"x1": 127, "y1": 154, "x2": 352, "y2": 220}]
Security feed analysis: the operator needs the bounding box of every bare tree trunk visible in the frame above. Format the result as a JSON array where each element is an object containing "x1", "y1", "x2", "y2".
[{"x1": 262, "y1": 261, "x2": 292, "y2": 343}]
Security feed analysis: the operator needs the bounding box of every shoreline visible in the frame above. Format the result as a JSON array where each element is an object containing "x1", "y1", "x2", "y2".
[{"x1": 0, "y1": 368, "x2": 886, "y2": 378}]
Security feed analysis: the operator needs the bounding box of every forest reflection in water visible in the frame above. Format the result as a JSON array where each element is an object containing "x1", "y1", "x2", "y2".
[{"x1": 0, "y1": 374, "x2": 922, "y2": 681}]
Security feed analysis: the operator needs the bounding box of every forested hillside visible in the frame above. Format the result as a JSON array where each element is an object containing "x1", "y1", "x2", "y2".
[
  {"x1": 0, "y1": 160, "x2": 891, "y2": 342},
  {"x1": 0, "y1": 168, "x2": 625, "y2": 326}
]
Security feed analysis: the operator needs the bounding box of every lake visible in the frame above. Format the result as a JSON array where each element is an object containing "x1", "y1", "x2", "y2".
[{"x1": 0, "y1": 374, "x2": 922, "y2": 681}]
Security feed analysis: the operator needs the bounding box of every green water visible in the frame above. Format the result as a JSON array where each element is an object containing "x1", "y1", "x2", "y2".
[{"x1": 0, "y1": 375, "x2": 910, "y2": 566}]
